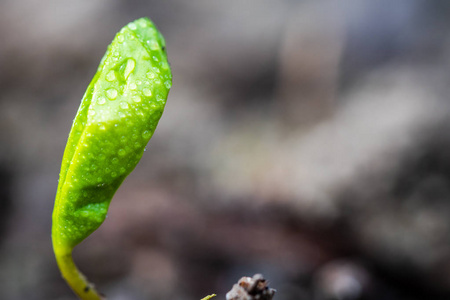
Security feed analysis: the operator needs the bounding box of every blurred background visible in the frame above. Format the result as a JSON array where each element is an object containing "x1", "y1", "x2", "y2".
[{"x1": 2, "y1": 0, "x2": 450, "y2": 299}]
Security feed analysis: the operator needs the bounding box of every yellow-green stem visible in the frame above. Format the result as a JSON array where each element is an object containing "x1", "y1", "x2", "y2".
[{"x1": 55, "y1": 250, "x2": 104, "y2": 300}]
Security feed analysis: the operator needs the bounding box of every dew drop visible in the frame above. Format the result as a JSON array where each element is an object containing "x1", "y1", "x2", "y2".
[
  {"x1": 146, "y1": 72, "x2": 155, "y2": 79},
  {"x1": 164, "y1": 80, "x2": 172, "y2": 89},
  {"x1": 106, "y1": 70, "x2": 116, "y2": 82},
  {"x1": 117, "y1": 34, "x2": 124, "y2": 43},
  {"x1": 120, "y1": 102, "x2": 129, "y2": 109},
  {"x1": 161, "y1": 62, "x2": 169, "y2": 70},
  {"x1": 98, "y1": 97, "x2": 106, "y2": 105},
  {"x1": 134, "y1": 141, "x2": 141, "y2": 148},
  {"x1": 118, "y1": 112, "x2": 126, "y2": 118},
  {"x1": 136, "y1": 109, "x2": 144, "y2": 117},
  {"x1": 97, "y1": 177, "x2": 103, "y2": 182},
  {"x1": 142, "y1": 130, "x2": 151, "y2": 139},
  {"x1": 118, "y1": 149, "x2": 126, "y2": 156},
  {"x1": 128, "y1": 23, "x2": 137, "y2": 30},
  {"x1": 143, "y1": 88, "x2": 152, "y2": 97},
  {"x1": 111, "y1": 172, "x2": 118, "y2": 178},
  {"x1": 132, "y1": 95, "x2": 142, "y2": 103},
  {"x1": 88, "y1": 110, "x2": 96, "y2": 116},
  {"x1": 120, "y1": 167, "x2": 126, "y2": 174},
  {"x1": 106, "y1": 88, "x2": 118, "y2": 100},
  {"x1": 139, "y1": 19, "x2": 148, "y2": 28},
  {"x1": 152, "y1": 56, "x2": 159, "y2": 62},
  {"x1": 137, "y1": 80, "x2": 142, "y2": 85},
  {"x1": 129, "y1": 82, "x2": 137, "y2": 90},
  {"x1": 123, "y1": 58, "x2": 136, "y2": 80},
  {"x1": 148, "y1": 40, "x2": 160, "y2": 50},
  {"x1": 112, "y1": 158, "x2": 119, "y2": 164},
  {"x1": 99, "y1": 124, "x2": 106, "y2": 131}
]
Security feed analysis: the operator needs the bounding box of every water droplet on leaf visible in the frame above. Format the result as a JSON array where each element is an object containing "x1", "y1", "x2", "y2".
[
  {"x1": 143, "y1": 88, "x2": 152, "y2": 97},
  {"x1": 98, "y1": 97, "x2": 106, "y2": 105},
  {"x1": 122, "y1": 58, "x2": 136, "y2": 80},
  {"x1": 106, "y1": 88, "x2": 118, "y2": 100},
  {"x1": 106, "y1": 70, "x2": 116, "y2": 82},
  {"x1": 142, "y1": 130, "x2": 151, "y2": 139}
]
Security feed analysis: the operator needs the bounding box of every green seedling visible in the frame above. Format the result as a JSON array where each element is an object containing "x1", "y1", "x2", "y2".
[{"x1": 51, "y1": 17, "x2": 172, "y2": 299}]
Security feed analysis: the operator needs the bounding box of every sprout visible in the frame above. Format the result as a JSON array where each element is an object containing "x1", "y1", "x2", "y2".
[{"x1": 51, "y1": 17, "x2": 172, "y2": 299}]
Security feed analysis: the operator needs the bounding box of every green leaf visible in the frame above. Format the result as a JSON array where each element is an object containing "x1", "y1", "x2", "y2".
[{"x1": 52, "y1": 17, "x2": 172, "y2": 255}]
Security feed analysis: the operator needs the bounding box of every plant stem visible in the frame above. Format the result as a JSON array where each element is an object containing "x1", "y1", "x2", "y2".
[{"x1": 55, "y1": 251, "x2": 104, "y2": 300}]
